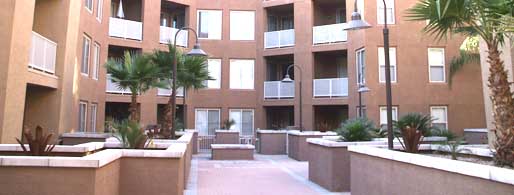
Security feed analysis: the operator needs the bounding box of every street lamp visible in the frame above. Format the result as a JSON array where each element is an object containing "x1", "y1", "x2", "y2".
[
  {"x1": 282, "y1": 65, "x2": 303, "y2": 131},
  {"x1": 345, "y1": 0, "x2": 394, "y2": 150},
  {"x1": 357, "y1": 84, "x2": 370, "y2": 117},
  {"x1": 171, "y1": 27, "x2": 207, "y2": 135}
]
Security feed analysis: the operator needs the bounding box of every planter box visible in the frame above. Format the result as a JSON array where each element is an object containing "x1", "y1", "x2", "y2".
[
  {"x1": 215, "y1": 130, "x2": 240, "y2": 144},
  {"x1": 464, "y1": 128, "x2": 488, "y2": 144},
  {"x1": 287, "y1": 130, "x2": 336, "y2": 161},
  {"x1": 257, "y1": 130, "x2": 287, "y2": 155},
  {"x1": 211, "y1": 144, "x2": 255, "y2": 160},
  {"x1": 348, "y1": 145, "x2": 514, "y2": 195},
  {"x1": 307, "y1": 138, "x2": 386, "y2": 192},
  {"x1": 61, "y1": 132, "x2": 112, "y2": 145}
]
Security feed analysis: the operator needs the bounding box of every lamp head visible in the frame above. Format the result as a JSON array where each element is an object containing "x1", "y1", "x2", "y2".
[
  {"x1": 281, "y1": 74, "x2": 294, "y2": 83},
  {"x1": 186, "y1": 43, "x2": 207, "y2": 57},
  {"x1": 344, "y1": 11, "x2": 372, "y2": 31}
]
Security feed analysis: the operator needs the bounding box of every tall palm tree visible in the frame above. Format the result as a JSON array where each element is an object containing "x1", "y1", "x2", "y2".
[
  {"x1": 407, "y1": 0, "x2": 514, "y2": 166},
  {"x1": 105, "y1": 51, "x2": 163, "y2": 122}
]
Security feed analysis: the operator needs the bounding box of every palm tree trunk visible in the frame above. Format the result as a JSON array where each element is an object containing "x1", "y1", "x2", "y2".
[
  {"x1": 129, "y1": 93, "x2": 138, "y2": 122},
  {"x1": 182, "y1": 90, "x2": 187, "y2": 131},
  {"x1": 161, "y1": 94, "x2": 173, "y2": 138},
  {"x1": 487, "y1": 42, "x2": 514, "y2": 167}
]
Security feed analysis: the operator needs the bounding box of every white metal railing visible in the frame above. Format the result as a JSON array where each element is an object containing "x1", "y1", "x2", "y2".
[
  {"x1": 109, "y1": 17, "x2": 143, "y2": 40},
  {"x1": 157, "y1": 87, "x2": 184, "y2": 97},
  {"x1": 159, "y1": 26, "x2": 188, "y2": 47},
  {"x1": 313, "y1": 23, "x2": 348, "y2": 45},
  {"x1": 29, "y1": 31, "x2": 57, "y2": 74},
  {"x1": 264, "y1": 29, "x2": 295, "y2": 49},
  {"x1": 313, "y1": 78, "x2": 348, "y2": 98},
  {"x1": 106, "y1": 75, "x2": 131, "y2": 94},
  {"x1": 264, "y1": 81, "x2": 294, "y2": 99}
]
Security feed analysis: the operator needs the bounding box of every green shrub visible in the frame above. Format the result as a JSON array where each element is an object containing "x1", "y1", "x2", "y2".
[
  {"x1": 336, "y1": 118, "x2": 378, "y2": 142},
  {"x1": 113, "y1": 120, "x2": 148, "y2": 149},
  {"x1": 438, "y1": 138, "x2": 471, "y2": 160},
  {"x1": 431, "y1": 128, "x2": 457, "y2": 141},
  {"x1": 394, "y1": 113, "x2": 435, "y2": 153}
]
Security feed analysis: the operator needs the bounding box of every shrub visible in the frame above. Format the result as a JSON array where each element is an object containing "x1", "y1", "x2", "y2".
[
  {"x1": 113, "y1": 120, "x2": 148, "y2": 149},
  {"x1": 15, "y1": 126, "x2": 56, "y2": 156},
  {"x1": 336, "y1": 118, "x2": 378, "y2": 142},
  {"x1": 221, "y1": 119, "x2": 236, "y2": 130},
  {"x1": 431, "y1": 128, "x2": 457, "y2": 141},
  {"x1": 438, "y1": 138, "x2": 471, "y2": 160},
  {"x1": 394, "y1": 113, "x2": 435, "y2": 153}
]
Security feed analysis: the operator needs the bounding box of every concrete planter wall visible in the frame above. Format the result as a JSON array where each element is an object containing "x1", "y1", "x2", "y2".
[
  {"x1": 0, "y1": 132, "x2": 195, "y2": 195},
  {"x1": 348, "y1": 145, "x2": 514, "y2": 195},
  {"x1": 287, "y1": 130, "x2": 337, "y2": 161},
  {"x1": 307, "y1": 138, "x2": 386, "y2": 192},
  {"x1": 61, "y1": 132, "x2": 112, "y2": 145},
  {"x1": 215, "y1": 130, "x2": 240, "y2": 144},
  {"x1": 257, "y1": 130, "x2": 287, "y2": 155}
]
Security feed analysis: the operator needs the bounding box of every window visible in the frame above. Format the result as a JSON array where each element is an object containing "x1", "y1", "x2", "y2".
[
  {"x1": 79, "y1": 101, "x2": 88, "y2": 132},
  {"x1": 230, "y1": 11, "x2": 255, "y2": 41},
  {"x1": 336, "y1": 8, "x2": 346, "y2": 23},
  {"x1": 92, "y1": 43, "x2": 100, "y2": 80},
  {"x1": 96, "y1": 0, "x2": 103, "y2": 21},
  {"x1": 85, "y1": 0, "x2": 93, "y2": 13},
  {"x1": 356, "y1": 48, "x2": 366, "y2": 85},
  {"x1": 431, "y1": 106, "x2": 448, "y2": 130},
  {"x1": 229, "y1": 109, "x2": 254, "y2": 136},
  {"x1": 195, "y1": 109, "x2": 221, "y2": 136},
  {"x1": 205, "y1": 59, "x2": 221, "y2": 89},
  {"x1": 90, "y1": 103, "x2": 98, "y2": 132},
  {"x1": 357, "y1": 0, "x2": 364, "y2": 20},
  {"x1": 380, "y1": 106, "x2": 398, "y2": 129},
  {"x1": 267, "y1": 15, "x2": 294, "y2": 31},
  {"x1": 356, "y1": 106, "x2": 367, "y2": 118},
  {"x1": 230, "y1": 59, "x2": 254, "y2": 89},
  {"x1": 197, "y1": 10, "x2": 222, "y2": 40},
  {"x1": 81, "y1": 35, "x2": 91, "y2": 75},
  {"x1": 428, "y1": 48, "x2": 446, "y2": 82},
  {"x1": 377, "y1": 0, "x2": 395, "y2": 24},
  {"x1": 378, "y1": 47, "x2": 397, "y2": 83}
]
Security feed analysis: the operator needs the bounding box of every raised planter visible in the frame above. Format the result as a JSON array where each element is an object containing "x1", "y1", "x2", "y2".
[
  {"x1": 61, "y1": 132, "x2": 112, "y2": 145},
  {"x1": 307, "y1": 138, "x2": 386, "y2": 192},
  {"x1": 211, "y1": 144, "x2": 255, "y2": 160},
  {"x1": 348, "y1": 145, "x2": 514, "y2": 195},
  {"x1": 0, "y1": 132, "x2": 195, "y2": 195},
  {"x1": 257, "y1": 130, "x2": 288, "y2": 155},
  {"x1": 215, "y1": 130, "x2": 240, "y2": 144},
  {"x1": 287, "y1": 130, "x2": 337, "y2": 161},
  {"x1": 464, "y1": 128, "x2": 488, "y2": 144}
]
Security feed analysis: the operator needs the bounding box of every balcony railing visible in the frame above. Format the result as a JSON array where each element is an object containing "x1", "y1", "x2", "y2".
[
  {"x1": 160, "y1": 26, "x2": 188, "y2": 47},
  {"x1": 313, "y1": 23, "x2": 348, "y2": 45},
  {"x1": 29, "y1": 31, "x2": 57, "y2": 74},
  {"x1": 264, "y1": 29, "x2": 295, "y2": 49},
  {"x1": 109, "y1": 17, "x2": 143, "y2": 40},
  {"x1": 264, "y1": 81, "x2": 294, "y2": 99},
  {"x1": 157, "y1": 87, "x2": 184, "y2": 97},
  {"x1": 106, "y1": 75, "x2": 131, "y2": 94},
  {"x1": 313, "y1": 78, "x2": 348, "y2": 98}
]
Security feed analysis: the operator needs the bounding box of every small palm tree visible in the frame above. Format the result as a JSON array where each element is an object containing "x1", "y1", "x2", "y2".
[
  {"x1": 394, "y1": 113, "x2": 435, "y2": 153},
  {"x1": 105, "y1": 51, "x2": 164, "y2": 122},
  {"x1": 407, "y1": 0, "x2": 514, "y2": 166},
  {"x1": 336, "y1": 118, "x2": 378, "y2": 142}
]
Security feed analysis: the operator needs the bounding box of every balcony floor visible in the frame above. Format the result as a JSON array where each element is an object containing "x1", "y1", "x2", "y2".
[{"x1": 185, "y1": 153, "x2": 349, "y2": 195}]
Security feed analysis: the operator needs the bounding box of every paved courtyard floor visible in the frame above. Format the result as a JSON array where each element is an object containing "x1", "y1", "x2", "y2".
[{"x1": 185, "y1": 153, "x2": 349, "y2": 195}]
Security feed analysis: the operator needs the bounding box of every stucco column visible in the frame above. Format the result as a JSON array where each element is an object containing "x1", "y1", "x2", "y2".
[{"x1": 0, "y1": 0, "x2": 34, "y2": 143}]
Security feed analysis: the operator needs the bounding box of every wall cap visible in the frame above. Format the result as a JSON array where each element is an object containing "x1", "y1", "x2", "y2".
[
  {"x1": 307, "y1": 138, "x2": 387, "y2": 147},
  {"x1": 257, "y1": 130, "x2": 288, "y2": 134},
  {"x1": 464, "y1": 128, "x2": 488, "y2": 133},
  {"x1": 287, "y1": 130, "x2": 337, "y2": 136},
  {"x1": 211, "y1": 144, "x2": 255, "y2": 149}
]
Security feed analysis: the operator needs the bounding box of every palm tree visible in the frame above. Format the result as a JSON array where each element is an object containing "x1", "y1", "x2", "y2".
[
  {"x1": 105, "y1": 51, "x2": 163, "y2": 122},
  {"x1": 407, "y1": 0, "x2": 514, "y2": 166},
  {"x1": 152, "y1": 44, "x2": 210, "y2": 138}
]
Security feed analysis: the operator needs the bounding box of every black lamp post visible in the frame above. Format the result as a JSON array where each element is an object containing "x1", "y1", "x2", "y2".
[
  {"x1": 345, "y1": 0, "x2": 394, "y2": 149},
  {"x1": 358, "y1": 84, "x2": 370, "y2": 117},
  {"x1": 171, "y1": 27, "x2": 207, "y2": 135},
  {"x1": 282, "y1": 65, "x2": 303, "y2": 131}
]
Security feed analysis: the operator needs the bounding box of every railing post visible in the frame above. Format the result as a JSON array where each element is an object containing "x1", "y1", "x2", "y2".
[{"x1": 329, "y1": 79, "x2": 333, "y2": 98}]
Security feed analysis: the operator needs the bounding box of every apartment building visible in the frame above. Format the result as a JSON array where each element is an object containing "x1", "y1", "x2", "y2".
[{"x1": 0, "y1": 0, "x2": 486, "y2": 144}]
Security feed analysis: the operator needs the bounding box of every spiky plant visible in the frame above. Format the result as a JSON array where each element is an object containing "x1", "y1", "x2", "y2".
[
  {"x1": 394, "y1": 113, "x2": 435, "y2": 153},
  {"x1": 407, "y1": 0, "x2": 514, "y2": 166},
  {"x1": 113, "y1": 120, "x2": 148, "y2": 149},
  {"x1": 15, "y1": 126, "x2": 56, "y2": 156},
  {"x1": 336, "y1": 118, "x2": 378, "y2": 142},
  {"x1": 438, "y1": 138, "x2": 472, "y2": 160}
]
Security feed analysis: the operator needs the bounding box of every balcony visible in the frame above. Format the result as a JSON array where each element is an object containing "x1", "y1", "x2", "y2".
[
  {"x1": 109, "y1": 17, "x2": 143, "y2": 40},
  {"x1": 159, "y1": 26, "x2": 188, "y2": 47},
  {"x1": 313, "y1": 78, "x2": 348, "y2": 98},
  {"x1": 313, "y1": 23, "x2": 348, "y2": 45},
  {"x1": 157, "y1": 87, "x2": 184, "y2": 97},
  {"x1": 264, "y1": 81, "x2": 294, "y2": 99},
  {"x1": 106, "y1": 75, "x2": 131, "y2": 94},
  {"x1": 264, "y1": 29, "x2": 295, "y2": 49},
  {"x1": 29, "y1": 31, "x2": 57, "y2": 74}
]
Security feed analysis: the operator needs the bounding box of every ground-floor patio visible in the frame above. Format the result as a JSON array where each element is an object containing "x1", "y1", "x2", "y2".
[{"x1": 185, "y1": 153, "x2": 349, "y2": 195}]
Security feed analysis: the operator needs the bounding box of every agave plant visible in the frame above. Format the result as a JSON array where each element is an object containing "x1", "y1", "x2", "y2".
[
  {"x1": 15, "y1": 126, "x2": 56, "y2": 156},
  {"x1": 394, "y1": 113, "x2": 435, "y2": 153},
  {"x1": 113, "y1": 120, "x2": 148, "y2": 149},
  {"x1": 336, "y1": 118, "x2": 378, "y2": 142},
  {"x1": 222, "y1": 119, "x2": 236, "y2": 130},
  {"x1": 438, "y1": 138, "x2": 472, "y2": 160}
]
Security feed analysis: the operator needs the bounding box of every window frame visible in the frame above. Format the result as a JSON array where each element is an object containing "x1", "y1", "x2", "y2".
[
  {"x1": 379, "y1": 106, "x2": 398, "y2": 128},
  {"x1": 430, "y1": 106, "x2": 448, "y2": 129},
  {"x1": 195, "y1": 108, "x2": 221, "y2": 136},
  {"x1": 79, "y1": 101, "x2": 88, "y2": 132},
  {"x1": 378, "y1": 47, "x2": 397, "y2": 83},
  {"x1": 205, "y1": 59, "x2": 222, "y2": 89},
  {"x1": 428, "y1": 48, "x2": 446, "y2": 83},
  {"x1": 90, "y1": 103, "x2": 98, "y2": 132},
  {"x1": 229, "y1": 109, "x2": 255, "y2": 136},
  {"x1": 356, "y1": 48, "x2": 366, "y2": 85},
  {"x1": 81, "y1": 35, "x2": 92, "y2": 76},
  {"x1": 197, "y1": 10, "x2": 223, "y2": 40},
  {"x1": 229, "y1": 10, "x2": 256, "y2": 41},
  {"x1": 96, "y1": 0, "x2": 103, "y2": 22},
  {"x1": 377, "y1": 0, "x2": 395, "y2": 25},
  {"x1": 92, "y1": 42, "x2": 100, "y2": 80},
  {"x1": 229, "y1": 59, "x2": 255, "y2": 90},
  {"x1": 85, "y1": 0, "x2": 94, "y2": 13}
]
